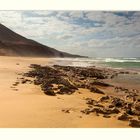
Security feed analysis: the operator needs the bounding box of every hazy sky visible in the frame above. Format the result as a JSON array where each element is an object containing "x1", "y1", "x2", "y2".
[{"x1": 0, "y1": 11, "x2": 140, "y2": 57}]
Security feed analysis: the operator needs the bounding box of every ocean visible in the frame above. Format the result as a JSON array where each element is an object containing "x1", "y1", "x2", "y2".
[{"x1": 52, "y1": 57, "x2": 140, "y2": 71}]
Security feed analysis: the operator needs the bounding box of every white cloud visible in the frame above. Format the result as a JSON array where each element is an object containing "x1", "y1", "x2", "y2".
[{"x1": 0, "y1": 11, "x2": 139, "y2": 57}]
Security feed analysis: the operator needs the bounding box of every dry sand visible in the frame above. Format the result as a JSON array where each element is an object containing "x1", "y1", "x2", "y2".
[{"x1": 0, "y1": 56, "x2": 129, "y2": 128}]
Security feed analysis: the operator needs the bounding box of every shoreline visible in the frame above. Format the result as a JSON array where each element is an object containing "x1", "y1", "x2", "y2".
[
  {"x1": 0, "y1": 56, "x2": 139, "y2": 127},
  {"x1": 51, "y1": 57, "x2": 140, "y2": 74}
]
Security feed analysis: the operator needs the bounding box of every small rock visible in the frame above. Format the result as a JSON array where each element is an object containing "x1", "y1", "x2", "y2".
[
  {"x1": 126, "y1": 109, "x2": 134, "y2": 115},
  {"x1": 13, "y1": 82, "x2": 19, "y2": 86},
  {"x1": 90, "y1": 87, "x2": 105, "y2": 94},
  {"x1": 103, "y1": 114, "x2": 111, "y2": 118},
  {"x1": 60, "y1": 86, "x2": 74, "y2": 94},
  {"x1": 129, "y1": 119, "x2": 140, "y2": 128},
  {"x1": 81, "y1": 108, "x2": 94, "y2": 115},
  {"x1": 91, "y1": 81, "x2": 112, "y2": 87},
  {"x1": 108, "y1": 105, "x2": 115, "y2": 108},
  {"x1": 62, "y1": 109, "x2": 70, "y2": 113},
  {"x1": 88, "y1": 105, "x2": 93, "y2": 108},
  {"x1": 21, "y1": 79, "x2": 28, "y2": 84},
  {"x1": 100, "y1": 96, "x2": 110, "y2": 102},
  {"x1": 44, "y1": 90, "x2": 56, "y2": 96},
  {"x1": 118, "y1": 113, "x2": 130, "y2": 121},
  {"x1": 135, "y1": 103, "x2": 140, "y2": 111},
  {"x1": 86, "y1": 99, "x2": 98, "y2": 105},
  {"x1": 112, "y1": 98, "x2": 125, "y2": 108}
]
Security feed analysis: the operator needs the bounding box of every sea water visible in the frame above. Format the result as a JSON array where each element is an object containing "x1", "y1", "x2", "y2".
[{"x1": 52, "y1": 57, "x2": 140, "y2": 71}]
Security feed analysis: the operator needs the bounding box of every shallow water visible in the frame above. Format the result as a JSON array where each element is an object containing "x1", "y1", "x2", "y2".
[{"x1": 105, "y1": 73, "x2": 140, "y2": 92}]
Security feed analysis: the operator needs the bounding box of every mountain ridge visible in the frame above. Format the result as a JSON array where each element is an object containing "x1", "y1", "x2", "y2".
[{"x1": 0, "y1": 23, "x2": 84, "y2": 58}]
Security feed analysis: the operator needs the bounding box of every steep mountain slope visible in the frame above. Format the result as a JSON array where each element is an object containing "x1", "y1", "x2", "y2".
[{"x1": 0, "y1": 23, "x2": 82, "y2": 57}]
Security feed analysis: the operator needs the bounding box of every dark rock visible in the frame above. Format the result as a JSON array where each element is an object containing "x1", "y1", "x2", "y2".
[
  {"x1": 13, "y1": 82, "x2": 19, "y2": 86},
  {"x1": 24, "y1": 64, "x2": 118, "y2": 96},
  {"x1": 44, "y1": 90, "x2": 56, "y2": 96},
  {"x1": 132, "y1": 110, "x2": 140, "y2": 116},
  {"x1": 34, "y1": 79, "x2": 42, "y2": 85},
  {"x1": 126, "y1": 109, "x2": 134, "y2": 115},
  {"x1": 77, "y1": 84, "x2": 86, "y2": 88},
  {"x1": 81, "y1": 108, "x2": 95, "y2": 115},
  {"x1": 58, "y1": 85, "x2": 64, "y2": 89},
  {"x1": 86, "y1": 99, "x2": 98, "y2": 105},
  {"x1": 88, "y1": 105, "x2": 93, "y2": 108},
  {"x1": 108, "y1": 105, "x2": 115, "y2": 108},
  {"x1": 79, "y1": 77, "x2": 85, "y2": 80},
  {"x1": 62, "y1": 109, "x2": 70, "y2": 113},
  {"x1": 56, "y1": 91, "x2": 64, "y2": 95},
  {"x1": 100, "y1": 96, "x2": 110, "y2": 102},
  {"x1": 129, "y1": 119, "x2": 140, "y2": 128},
  {"x1": 112, "y1": 97, "x2": 125, "y2": 107},
  {"x1": 118, "y1": 113, "x2": 130, "y2": 121},
  {"x1": 94, "y1": 103, "x2": 104, "y2": 108},
  {"x1": 96, "y1": 112, "x2": 100, "y2": 116},
  {"x1": 93, "y1": 108, "x2": 106, "y2": 114},
  {"x1": 60, "y1": 86, "x2": 74, "y2": 94},
  {"x1": 103, "y1": 114, "x2": 111, "y2": 118},
  {"x1": 21, "y1": 79, "x2": 29, "y2": 84},
  {"x1": 106, "y1": 108, "x2": 120, "y2": 114},
  {"x1": 135, "y1": 103, "x2": 140, "y2": 111},
  {"x1": 93, "y1": 107, "x2": 120, "y2": 115},
  {"x1": 91, "y1": 81, "x2": 112, "y2": 87},
  {"x1": 90, "y1": 87, "x2": 105, "y2": 94}
]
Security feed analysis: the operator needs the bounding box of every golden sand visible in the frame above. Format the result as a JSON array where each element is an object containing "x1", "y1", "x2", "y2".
[{"x1": 0, "y1": 56, "x2": 129, "y2": 128}]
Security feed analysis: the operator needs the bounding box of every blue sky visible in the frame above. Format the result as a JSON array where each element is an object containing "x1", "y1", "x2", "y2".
[{"x1": 0, "y1": 11, "x2": 140, "y2": 57}]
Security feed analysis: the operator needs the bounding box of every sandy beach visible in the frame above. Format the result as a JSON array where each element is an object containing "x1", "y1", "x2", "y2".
[{"x1": 0, "y1": 56, "x2": 135, "y2": 128}]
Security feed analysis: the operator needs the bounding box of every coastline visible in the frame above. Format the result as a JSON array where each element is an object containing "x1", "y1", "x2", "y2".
[{"x1": 0, "y1": 56, "x2": 139, "y2": 127}]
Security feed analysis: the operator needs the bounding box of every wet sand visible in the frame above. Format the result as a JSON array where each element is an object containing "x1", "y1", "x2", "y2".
[{"x1": 0, "y1": 56, "x2": 132, "y2": 127}]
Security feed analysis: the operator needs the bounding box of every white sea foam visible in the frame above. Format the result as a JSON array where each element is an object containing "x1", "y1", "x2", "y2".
[
  {"x1": 104, "y1": 58, "x2": 140, "y2": 63},
  {"x1": 52, "y1": 57, "x2": 140, "y2": 68}
]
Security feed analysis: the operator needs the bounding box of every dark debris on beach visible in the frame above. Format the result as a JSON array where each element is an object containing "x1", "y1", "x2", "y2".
[
  {"x1": 13, "y1": 64, "x2": 140, "y2": 128},
  {"x1": 23, "y1": 64, "x2": 115, "y2": 96}
]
